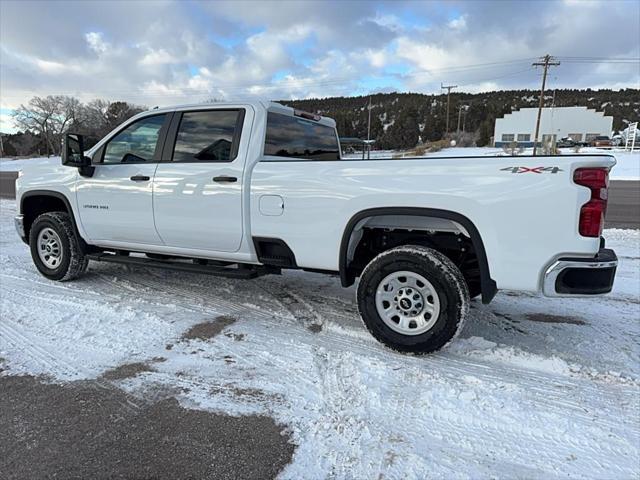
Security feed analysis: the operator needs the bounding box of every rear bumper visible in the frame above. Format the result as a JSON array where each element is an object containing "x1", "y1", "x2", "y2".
[{"x1": 543, "y1": 248, "x2": 617, "y2": 297}]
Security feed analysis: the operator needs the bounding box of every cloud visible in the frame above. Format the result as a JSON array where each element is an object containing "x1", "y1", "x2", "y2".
[
  {"x1": 0, "y1": 0, "x2": 637, "y2": 112},
  {"x1": 85, "y1": 32, "x2": 109, "y2": 55},
  {"x1": 447, "y1": 15, "x2": 467, "y2": 30}
]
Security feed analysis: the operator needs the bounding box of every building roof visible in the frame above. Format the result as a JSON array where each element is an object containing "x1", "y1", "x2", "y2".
[{"x1": 496, "y1": 106, "x2": 611, "y2": 119}]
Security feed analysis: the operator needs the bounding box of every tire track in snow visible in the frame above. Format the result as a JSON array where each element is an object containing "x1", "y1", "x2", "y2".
[
  {"x1": 95, "y1": 268, "x2": 280, "y2": 323},
  {"x1": 0, "y1": 318, "x2": 142, "y2": 414},
  {"x1": 6, "y1": 258, "x2": 638, "y2": 422},
  {"x1": 92, "y1": 263, "x2": 640, "y2": 394},
  {"x1": 3, "y1": 278, "x2": 638, "y2": 476},
  {"x1": 134, "y1": 333, "x2": 638, "y2": 479},
  {"x1": 256, "y1": 281, "x2": 326, "y2": 330}
]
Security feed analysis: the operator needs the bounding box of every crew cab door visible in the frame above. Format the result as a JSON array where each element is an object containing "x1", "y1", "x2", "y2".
[
  {"x1": 76, "y1": 113, "x2": 169, "y2": 245},
  {"x1": 152, "y1": 108, "x2": 249, "y2": 252}
]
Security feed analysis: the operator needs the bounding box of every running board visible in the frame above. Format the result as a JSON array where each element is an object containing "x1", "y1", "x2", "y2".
[{"x1": 86, "y1": 253, "x2": 280, "y2": 279}]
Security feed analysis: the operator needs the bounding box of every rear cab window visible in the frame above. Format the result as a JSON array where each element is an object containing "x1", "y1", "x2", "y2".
[
  {"x1": 264, "y1": 112, "x2": 340, "y2": 160},
  {"x1": 171, "y1": 110, "x2": 244, "y2": 162}
]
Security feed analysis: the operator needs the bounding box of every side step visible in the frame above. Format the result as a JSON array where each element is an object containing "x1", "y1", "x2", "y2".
[{"x1": 86, "y1": 252, "x2": 280, "y2": 279}]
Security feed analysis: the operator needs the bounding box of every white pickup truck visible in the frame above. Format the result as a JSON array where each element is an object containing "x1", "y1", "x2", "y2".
[{"x1": 14, "y1": 101, "x2": 618, "y2": 353}]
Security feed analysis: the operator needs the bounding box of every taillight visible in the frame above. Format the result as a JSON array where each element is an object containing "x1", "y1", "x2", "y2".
[{"x1": 574, "y1": 167, "x2": 609, "y2": 237}]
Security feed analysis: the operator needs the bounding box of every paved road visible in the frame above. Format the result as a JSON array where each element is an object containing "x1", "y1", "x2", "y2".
[
  {"x1": 607, "y1": 181, "x2": 640, "y2": 229},
  {"x1": 1, "y1": 171, "x2": 637, "y2": 228},
  {"x1": 0, "y1": 375, "x2": 294, "y2": 479}
]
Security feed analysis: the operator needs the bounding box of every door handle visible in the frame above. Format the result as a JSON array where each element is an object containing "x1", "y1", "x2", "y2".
[
  {"x1": 213, "y1": 176, "x2": 237, "y2": 183},
  {"x1": 130, "y1": 175, "x2": 150, "y2": 181}
]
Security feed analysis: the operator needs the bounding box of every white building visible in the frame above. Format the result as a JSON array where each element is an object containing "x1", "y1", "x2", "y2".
[{"x1": 494, "y1": 106, "x2": 613, "y2": 147}]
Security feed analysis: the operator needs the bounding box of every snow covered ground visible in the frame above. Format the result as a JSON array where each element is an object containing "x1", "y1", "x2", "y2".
[{"x1": 0, "y1": 198, "x2": 639, "y2": 479}]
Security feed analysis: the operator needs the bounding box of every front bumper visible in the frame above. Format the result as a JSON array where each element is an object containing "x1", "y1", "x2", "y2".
[
  {"x1": 14, "y1": 214, "x2": 26, "y2": 242},
  {"x1": 543, "y1": 247, "x2": 617, "y2": 297}
]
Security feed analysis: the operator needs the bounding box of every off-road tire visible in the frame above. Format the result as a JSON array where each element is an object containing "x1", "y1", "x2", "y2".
[
  {"x1": 357, "y1": 245, "x2": 470, "y2": 354},
  {"x1": 29, "y1": 212, "x2": 88, "y2": 281}
]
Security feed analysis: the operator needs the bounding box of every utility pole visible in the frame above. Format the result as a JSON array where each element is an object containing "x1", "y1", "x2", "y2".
[
  {"x1": 462, "y1": 105, "x2": 469, "y2": 133},
  {"x1": 366, "y1": 96, "x2": 372, "y2": 160},
  {"x1": 366, "y1": 96, "x2": 372, "y2": 142},
  {"x1": 441, "y1": 83, "x2": 457, "y2": 135},
  {"x1": 532, "y1": 54, "x2": 560, "y2": 155},
  {"x1": 456, "y1": 104, "x2": 469, "y2": 134}
]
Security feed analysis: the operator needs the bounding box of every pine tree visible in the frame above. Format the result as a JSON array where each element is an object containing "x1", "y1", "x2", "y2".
[{"x1": 477, "y1": 120, "x2": 492, "y2": 147}]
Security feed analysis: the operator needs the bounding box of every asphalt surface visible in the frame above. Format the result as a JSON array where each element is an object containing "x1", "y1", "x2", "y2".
[
  {"x1": 607, "y1": 181, "x2": 640, "y2": 229},
  {"x1": 0, "y1": 374, "x2": 294, "y2": 480}
]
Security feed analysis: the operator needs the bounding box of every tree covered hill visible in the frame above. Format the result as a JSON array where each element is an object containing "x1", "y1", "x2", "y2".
[
  {"x1": 283, "y1": 89, "x2": 639, "y2": 149},
  {"x1": 2, "y1": 88, "x2": 638, "y2": 157}
]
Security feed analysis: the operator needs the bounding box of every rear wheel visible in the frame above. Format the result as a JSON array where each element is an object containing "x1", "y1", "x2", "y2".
[
  {"x1": 357, "y1": 245, "x2": 469, "y2": 354},
  {"x1": 29, "y1": 212, "x2": 88, "y2": 281}
]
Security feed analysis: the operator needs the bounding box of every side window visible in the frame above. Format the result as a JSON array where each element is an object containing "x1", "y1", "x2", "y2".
[
  {"x1": 102, "y1": 114, "x2": 166, "y2": 164},
  {"x1": 172, "y1": 110, "x2": 241, "y2": 162},
  {"x1": 264, "y1": 112, "x2": 340, "y2": 160}
]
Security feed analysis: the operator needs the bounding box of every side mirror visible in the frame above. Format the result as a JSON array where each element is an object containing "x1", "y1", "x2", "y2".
[{"x1": 61, "y1": 133, "x2": 91, "y2": 167}]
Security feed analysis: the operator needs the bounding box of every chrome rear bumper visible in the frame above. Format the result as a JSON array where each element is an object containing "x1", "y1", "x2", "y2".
[{"x1": 543, "y1": 248, "x2": 617, "y2": 297}]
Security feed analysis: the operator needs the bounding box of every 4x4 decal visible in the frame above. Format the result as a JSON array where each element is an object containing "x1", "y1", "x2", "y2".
[{"x1": 501, "y1": 166, "x2": 563, "y2": 174}]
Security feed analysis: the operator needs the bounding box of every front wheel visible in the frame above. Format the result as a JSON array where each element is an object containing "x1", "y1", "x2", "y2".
[
  {"x1": 29, "y1": 212, "x2": 88, "y2": 281},
  {"x1": 357, "y1": 245, "x2": 469, "y2": 354}
]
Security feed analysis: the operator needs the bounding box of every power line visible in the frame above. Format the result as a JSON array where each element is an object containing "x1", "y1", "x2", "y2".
[
  {"x1": 455, "y1": 66, "x2": 535, "y2": 87},
  {"x1": 558, "y1": 56, "x2": 640, "y2": 60}
]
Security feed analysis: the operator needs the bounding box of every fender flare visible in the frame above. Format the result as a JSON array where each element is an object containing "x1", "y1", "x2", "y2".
[
  {"x1": 20, "y1": 190, "x2": 86, "y2": 248},
  {"x1": 338, "y1": 207, "x2": 497, "y2": 304}
]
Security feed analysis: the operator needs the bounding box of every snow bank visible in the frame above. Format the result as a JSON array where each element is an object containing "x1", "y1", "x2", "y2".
[{"x1": 605, "y1": 150, "x2": 640, "y2": 180}]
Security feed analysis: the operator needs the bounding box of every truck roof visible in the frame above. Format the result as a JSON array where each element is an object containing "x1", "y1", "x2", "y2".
[{"x1": 142, "y1": 101, "x2": 336, "y2": 127}]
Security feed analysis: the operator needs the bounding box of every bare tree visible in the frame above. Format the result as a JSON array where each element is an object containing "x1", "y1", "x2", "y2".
[
  {"x1": 11, "y1": 96, "x2": 146, "y2": 154},
  {"x1": 11, "y1": 95, "x2": 82, "y2": 156}
]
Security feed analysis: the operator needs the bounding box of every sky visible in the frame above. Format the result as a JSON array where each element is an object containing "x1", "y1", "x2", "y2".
[{"x1": 0, "y1": 0, "x2": 639, "y2": 132}]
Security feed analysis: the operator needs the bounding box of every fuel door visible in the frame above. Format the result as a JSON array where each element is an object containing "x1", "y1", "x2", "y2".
[{"x1": 259, "y1": 195, "x2": 284, "y2": 216}]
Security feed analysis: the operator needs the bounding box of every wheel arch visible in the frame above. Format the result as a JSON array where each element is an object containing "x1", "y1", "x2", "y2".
[
  {"x1": 21, "y1": 190, "x2": 85, "y2": 248},
  {"x1": 339, "y1": 207, "x2": 497, "y2": 304}
]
